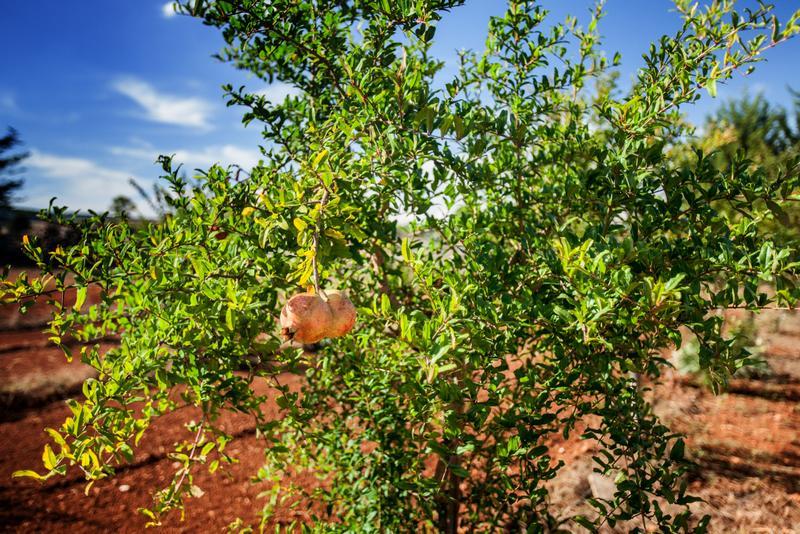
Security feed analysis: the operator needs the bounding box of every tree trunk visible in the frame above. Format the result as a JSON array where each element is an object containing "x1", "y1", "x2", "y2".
[{"x1": 434, "y1": 452, "x2": 462, "y2": 534}]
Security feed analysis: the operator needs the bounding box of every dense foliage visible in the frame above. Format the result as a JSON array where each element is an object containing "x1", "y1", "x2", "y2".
[
  {"x1": 701, "y1": 90, "x2": 800, "y2": 169},
  {"x1": 694, "y1": 90, "x2": 800, "y2": 243},
  {"x1": 4, "y1": 1, "x2": 800, "y2": 531}
]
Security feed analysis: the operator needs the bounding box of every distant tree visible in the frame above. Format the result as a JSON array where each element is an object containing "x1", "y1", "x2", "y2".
[
  {"x1": 700, "y1": 92, "x2": 793, "y2": 169},
  {"x1": 129, "y1": 177, "x2": 172, "y2": 219},
  {"x1": 670, "y1": 92, "x2": 800, "y2": 384},
  {"x1": 697, "y1": 91, "x2": 800, "y2": 241},
  {"x1": 109, "y1": 195, "x2": 138, "y2": 219},
  {"x1": 773, "y1": 88, "x2": 800, "y2": 152},
  {"x1": 0, "y1": 127, "x2": 28, "y2": 209}
]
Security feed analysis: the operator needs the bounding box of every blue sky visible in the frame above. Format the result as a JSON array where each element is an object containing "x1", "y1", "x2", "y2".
[{"x1": 1, "y1": 1, "x2": 798, "y2": 216}]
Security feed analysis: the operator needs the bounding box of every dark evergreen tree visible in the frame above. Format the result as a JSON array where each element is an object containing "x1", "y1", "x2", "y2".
[{"x1": 0, "y1": 127, "x2": 28, "y2": 209}]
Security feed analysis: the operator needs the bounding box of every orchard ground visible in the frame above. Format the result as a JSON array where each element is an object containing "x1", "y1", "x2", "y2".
[{"x1": 1, "y1": 283, "x2": 799, "y2": 533}]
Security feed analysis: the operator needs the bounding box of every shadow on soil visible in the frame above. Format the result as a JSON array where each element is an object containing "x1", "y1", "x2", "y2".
[
  {"x1": 691, "y1": 445, "x2": 800, "y2": 494},
  {"x1": 0, "y1": 490, "x2": 108, "y2": 532}
]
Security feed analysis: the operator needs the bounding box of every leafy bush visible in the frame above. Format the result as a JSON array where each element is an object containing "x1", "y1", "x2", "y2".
[
  {"x1": 4, "y1": 1, "x2": 800, "y2": 531},
  {"x1": 693, "y1": 90, "x2": 800, "y2": 244},
  {"x1": 673, "y1": 312, "x2": 770, "y2": 383}
]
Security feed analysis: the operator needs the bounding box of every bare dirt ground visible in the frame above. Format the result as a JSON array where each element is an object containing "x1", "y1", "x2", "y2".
[{"x1": 1, "y1": 291, "x2": 799, "y2": 532}]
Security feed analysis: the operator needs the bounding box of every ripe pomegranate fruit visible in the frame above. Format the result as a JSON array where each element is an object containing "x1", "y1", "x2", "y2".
[
  {"x1": 280, "y1": 290, "x2": 356, "y2": 344},
  {"x1": 324, "y1": 291, "x2": 357, "y2": 338}
]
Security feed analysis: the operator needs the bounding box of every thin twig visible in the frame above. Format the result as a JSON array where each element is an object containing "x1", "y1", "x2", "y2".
[
  {"x1": 174, "y1": 419, "x2": 205, "y2": 494},
  {"x1": 311, "y1": 188, "x2": 330, "y2": 297}
]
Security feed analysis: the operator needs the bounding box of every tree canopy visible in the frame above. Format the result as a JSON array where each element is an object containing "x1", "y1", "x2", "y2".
[{"x1": 0, "y1": 127, "x2": 28, "y2": 209}]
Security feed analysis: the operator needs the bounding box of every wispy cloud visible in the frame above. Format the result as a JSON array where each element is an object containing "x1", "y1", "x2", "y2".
[
  {"x1": 110, "y1": 143, "x2": 263, "y2": 170},
  {"x1": 112, "y1": 77, "x2": 212, "y2": 129},
  {"x1": 24, "y1": 150, "x2": 145, "y2": 213},
  {"x1": 0, "y1": 92, "x2": 16, "y2": 112},
  {"x1": 161, "y1": 2, "x2": 177, "y2": 18},
  {"x1": 255, "y1": 82, "x2": 301, "y2": 103}
]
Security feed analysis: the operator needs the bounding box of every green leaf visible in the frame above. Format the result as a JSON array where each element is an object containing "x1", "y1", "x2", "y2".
[
  {"x1": 766, "y1": 199, "x2": 790, "y2": 226},
  {"x1": 573, "y1": 516, "x2": 596, "y2": 530},
  {"x1": 259, "y1": 226, "x2": 270, "y2": 248},
  {"x1": 73, "y1": 286, "x2": 87, "y2": 311},
  {"x1": 118, "y1": 443, "x2": 135, "y2": 462},
  {"x1": 670, "y1": 438, "x2": 685, "y2": 461},
  {"x1": 453, "y1": 116, "x2": 465, "y2": 139}
]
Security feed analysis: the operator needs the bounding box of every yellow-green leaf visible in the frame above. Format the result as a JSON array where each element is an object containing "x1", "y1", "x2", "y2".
[
  {"x1": 73, "y1": 286, "x2": 87, "y2": 311},
  {"x1": 225, "y1": 307, "x2": 235, "y2": 331},
  {"x1": 324, "y1": 228, "x2": 345, "y2": 240},
  {"x1": 43, "y1": 444, "x2": 57, "y2": 470},
  {"x1": 297, "y1": 260, "x2": 315, "y2": 286},
  {"x1": 13, "y1": 469, "x2": 45, "y2": 480},
  {"x1": 312, "y1": 148, "x2": 329, "y2": 169},
  {"x1": 293, "y1": 218, "x2": 307, "y2": 232},
  {"x1": 401, "y1": 238, "x2": 413, "y2": 262}
]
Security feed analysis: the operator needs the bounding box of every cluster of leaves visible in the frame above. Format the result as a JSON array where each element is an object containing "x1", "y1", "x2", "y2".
[
  {"x1": 690, "y1": 90, "x2": 800, "y2": 243},
  {"x1": 671, "y1": 87, "x2": 800, "y2": 374},
  {"x1": 3, "y1": 1, "x2": 800, "y2": 531},
  {"x1": 673, "y1": 311, "x2": 770, "y2": 384}
]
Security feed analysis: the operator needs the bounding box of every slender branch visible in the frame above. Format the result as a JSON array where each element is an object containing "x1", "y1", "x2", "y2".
[
  {"x1": 312, "y1": 188, "x2": 330, "y2": 296},
  {"x1": 174, "y1": 419, "x2": 205, "y2": 494}
]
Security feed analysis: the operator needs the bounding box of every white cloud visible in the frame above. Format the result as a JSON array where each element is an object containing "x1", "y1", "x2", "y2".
[
  {"x1": 24, "y1": 150, "x2": 148, "y2": 214},
  {"x1": 0, "y1": 92, "x2": 16, "y2": 111},
  {"x1": 108, "y1": 146, "x2": 158, "y2": 161},
  {"x1": 161, "y1": 2, "x2": 177, "y2": 18},
  {"x1": 173, "y1": 145, "x2": 262, "y2": 169},
  {"x1": 112, "y1": 77, "x2": 212, "y2": 129},
  {"x1": 255, "y1": 82, "x2": 301, "y2": 103},
  {"x1": 110, "y1": 144, "x2": 263, "y2": 170}
]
